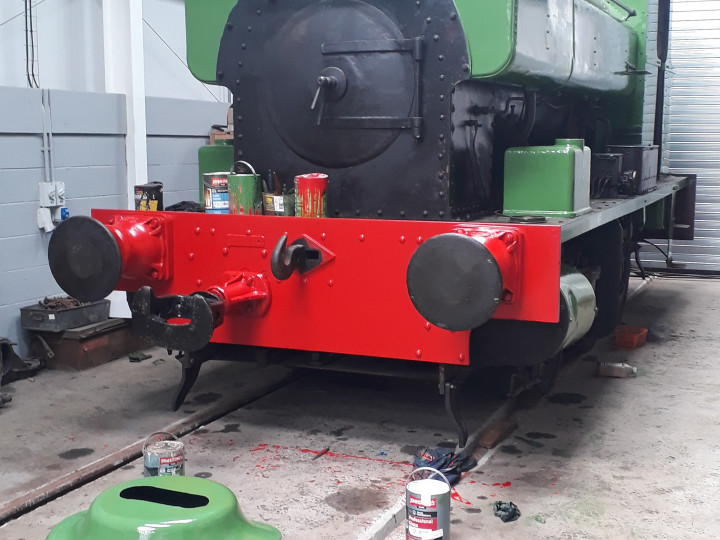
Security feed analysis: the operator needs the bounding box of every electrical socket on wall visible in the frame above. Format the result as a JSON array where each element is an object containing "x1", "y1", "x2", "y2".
[{"x1": 38, "y1": 182, "x2": 66, "y2": 207}]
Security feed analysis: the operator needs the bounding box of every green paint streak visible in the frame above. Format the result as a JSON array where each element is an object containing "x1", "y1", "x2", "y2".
[
  {"x1": 185, "y1": 0, "x2": 237, "y2": 84},
  {"x1": 453, "y1": 0, "x2": 515, "y2": 78}
]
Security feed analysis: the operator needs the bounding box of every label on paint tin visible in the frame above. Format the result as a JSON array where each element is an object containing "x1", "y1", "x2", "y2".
[
  {"x1": 274, "y1": 197, "x2": 284, "y2": 212},
  {"x1": 407, "y1": 507, "x2": 443, "y2": 539}
]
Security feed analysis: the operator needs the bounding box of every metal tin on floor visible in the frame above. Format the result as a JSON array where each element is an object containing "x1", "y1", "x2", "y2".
[
  {"x1": 406, "y1": 467, "x2": 451, "y2": 540},
  {"x1": 143, "y1": 432, "x2": 185, "y2": 477}
]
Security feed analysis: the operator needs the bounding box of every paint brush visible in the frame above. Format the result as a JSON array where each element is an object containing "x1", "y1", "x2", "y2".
[{"x1": 312, "y1": 447, "x2": 330, "y2": 460}]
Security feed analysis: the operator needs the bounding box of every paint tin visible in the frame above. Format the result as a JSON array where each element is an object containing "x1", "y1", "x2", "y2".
[
  {"x1": 262, "y1": 192, "x2": 295, "y2": 216},
  {"x1": 143, "y1": 432, "x2": 185, "y2": 477},
  {"x1": 406, "y1": 467, "x2": 451, "y2": 540},
  {"x1": 228, "y1": 161, "x2": 263, "y2": 215},
  {"x1": 134, "y1": 182, "x2": 164, "y2": 211},
  {"x1": 202, "y1": 172, "x2": 230, "y2": 214},
  {"x1": 294, "y1": 173, "x2": 328, "y2": 217}
]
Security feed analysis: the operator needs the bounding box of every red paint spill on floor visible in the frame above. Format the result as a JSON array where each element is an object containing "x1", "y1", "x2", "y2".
[
  {"x1": 298, "y1": 448, "x2": 411, "y2": 468},
  {"x1": 502, "y1": 481, "x2": 512, "y2": 488},
  {"x1": 250, "y1": 443, "x2": 268, "y2": 452},
  {"x1": 451, "y1": 488, "x2": 472, "y2": 506}
]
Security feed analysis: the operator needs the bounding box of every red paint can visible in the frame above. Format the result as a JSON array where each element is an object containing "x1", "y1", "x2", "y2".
[{"x1": 294, "y1": 173, "x2": 328, "y2": 217}]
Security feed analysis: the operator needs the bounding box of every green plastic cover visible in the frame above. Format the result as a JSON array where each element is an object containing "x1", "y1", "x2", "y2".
[{"x1": 47, "y1": 476, "x2": 282, "y2": 540}]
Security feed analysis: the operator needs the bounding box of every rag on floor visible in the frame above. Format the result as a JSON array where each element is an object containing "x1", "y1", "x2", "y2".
[{"x1": 412, "y1": 447, "x2": 478, "y2": 485}]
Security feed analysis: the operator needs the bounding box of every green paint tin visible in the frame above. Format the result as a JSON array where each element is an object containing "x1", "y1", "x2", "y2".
[{"x1": 228, "y1": 161, "x2": 263, "y2": 216}]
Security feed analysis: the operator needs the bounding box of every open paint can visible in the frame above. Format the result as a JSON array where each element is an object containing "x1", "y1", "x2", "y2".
[
  {"x1": 406, "y1": 467, "x2": 451, "y2": 540},
  {"x1": 143, "y1": 432, "x2": 185, "y2": 477},
  {"x1": 228, "y1": 161, "x2": 263, "y2": 215},
  {"x1": 202, "y1": 172, "x2": 230, "y2": 214},
  {"x1": 294, "y1": 173, "x2": 328, "y2": 217},
  {"x1": 134, "y1": 182, "x2": 164, "y2": 211}
]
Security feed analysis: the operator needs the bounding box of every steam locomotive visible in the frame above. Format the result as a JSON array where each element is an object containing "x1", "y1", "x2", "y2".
[{"x1": 48, "y1": 0, "x2": 694, "y2": 445}]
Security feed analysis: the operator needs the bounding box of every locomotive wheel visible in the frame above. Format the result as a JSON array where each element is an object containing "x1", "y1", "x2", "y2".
[{"x1": 573, "y1": 220, "x2": 631, "y2": 340}]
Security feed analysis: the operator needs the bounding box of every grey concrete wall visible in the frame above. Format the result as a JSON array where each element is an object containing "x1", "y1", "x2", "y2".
[
  {"x1": 0, "y1": 87, "x2": 127, "y2": 355},
  {"x1": 0, "y1": 89, "x2": 228, "y2": 356},
  {"x1": 146, "y1": 97, "x2": 230, "y2": 207}
]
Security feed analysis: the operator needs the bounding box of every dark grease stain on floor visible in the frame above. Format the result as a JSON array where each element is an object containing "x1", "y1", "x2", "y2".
[
  {"x1": 464, "y1": 508, "x2": 482, "y2": 514},
  {"x1": 477, "y1": 495, "x2": 488, "y2": 500},
  {"x1": 194, "y1": 428, "x2": 210, "y2": 434},
  {"x1": 500, "y1": 445, "x2": 522, "y2": 455},
  {"x1": 400, "y1": 444, "x2": 424, "y2": 456},
  {"x1": 194, "y1": 472, "x2": 213, "y2": 478},
  {"x1": 451, "y1": 519, "x2": 463, "y2": 525},
  {"x1": 526, "y1": 432, "x2": 557, "y2": 440},
  {"x1": 547, "y1": 392, "x2": 587, "y2": 405},
  {"x1": 437, "y1": 440, "x2": 456, "y2": 448},
  {"x1": 58, "y1": 448, "x2": 95, "y2": 460},
  {"x1": 216, "y1": 423, "x2": 241, "y2": 433},
  {"x1": 193, "y1": 392, "x2": 222, "y2": 405},
  {"x1": 324, "y1": 487, "x2": 388, "y2": 515},
  {"x1": 329, "y1": 425, "x2": 353, "y2": 437},
  {"x1": 515, "y1": 436, "x2": 543, "y2": 448}
]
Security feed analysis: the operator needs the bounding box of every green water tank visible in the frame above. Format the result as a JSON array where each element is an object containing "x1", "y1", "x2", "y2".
[
  {"x1": 198, "y1": 140, "x2": 234, "y2": 204},
  {"x1": 504, "y1": 139, "x2": 592, "y2": 218}
]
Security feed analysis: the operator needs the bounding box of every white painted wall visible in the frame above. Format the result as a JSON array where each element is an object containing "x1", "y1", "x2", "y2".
[
  {"x1": 0, "y1": 0, "x2": 105, "y2": 91},
  {"x1": 0, "y1": 0, "x2": 228, "y2": 103},
  {"x1": 142, "y1": 0, "x2": 228, "y2": 101}
]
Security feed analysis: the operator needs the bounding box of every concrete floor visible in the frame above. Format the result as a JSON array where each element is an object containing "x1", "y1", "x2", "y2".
[
  {"x1": 2, "y1": 276, "x2": 719, "y2": 539},
  {"x1": 387, "y1": 276, "x2": 720, "y2": 539}
]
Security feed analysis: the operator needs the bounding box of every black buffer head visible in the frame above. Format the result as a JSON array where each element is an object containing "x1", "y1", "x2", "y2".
[
  {"x1": 48, "y1": 215, "x2": 122, "y2": 303},
  {"x1": 406, "y1": 233, "x2": 502, "y2": 331}
]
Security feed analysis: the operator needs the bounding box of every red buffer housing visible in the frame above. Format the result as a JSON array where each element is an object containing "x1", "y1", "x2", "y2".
[{"x1": 74, "y1": 210, "x2": 562, "y2": 366}]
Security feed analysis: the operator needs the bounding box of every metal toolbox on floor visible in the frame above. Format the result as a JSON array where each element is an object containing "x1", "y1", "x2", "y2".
[
  {"x1": 34, "y1": 318, "x2": 150, "y2": 370},
  {"x1": 20, "y1": 299, "x2": 110, "y2": 332}
]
